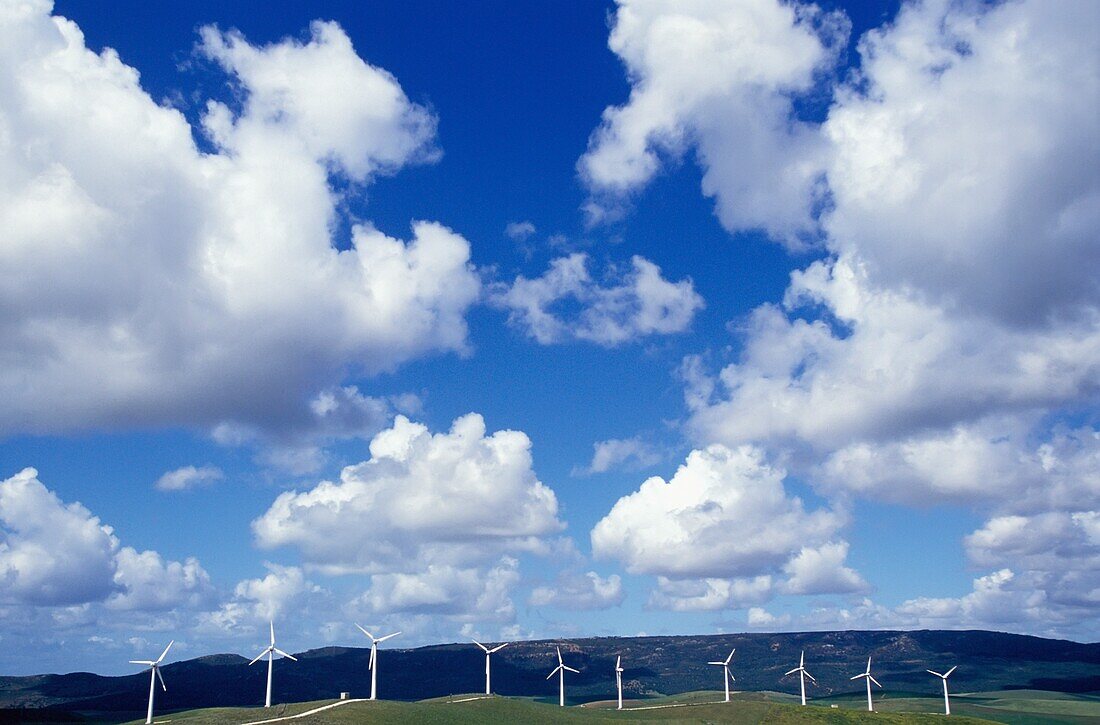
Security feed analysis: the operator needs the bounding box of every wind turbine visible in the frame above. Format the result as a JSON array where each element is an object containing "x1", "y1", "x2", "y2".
[
  {"x1": 850, "y1": 656, "x2": 883, "y2": 712},
  {"x1": 614, "y1": 655, "x2": 624, "y2": 710},
  {"x1": 129, "y1": 640, "x2": 172, "y2": 725},
  {"x1": 927, "y1": 665, "x2": 957, "y2": 715},
  {"x1": 472, "y1": 640, "x2": 509, "y2": 695},
  {"x1": 707, "y1": 648, "x2": 736, "y2": 702},
  {"x1": 356, "y1": 625, "x2": 401, "y2": 700},
  {"x1": 249, "y1": 622, "x2": 297, "y2": 708},
  {"x1": 784, "y1": 650, "x2": 816, "y2": 706},
  {"x1": 545, "y1": 646, "x2": 579, "y2": 707}
]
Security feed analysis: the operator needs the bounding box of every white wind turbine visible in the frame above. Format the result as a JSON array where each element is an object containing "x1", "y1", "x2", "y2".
[
  {"x1": 357, "y1": 625, "x2": 401, "y2": 700},
  {"x1": 784, "y1": 650, "x2": 816, "y2": 706},
  {"x1": 614, "y1": 655, "x2": 624, "y2": 710},
  {"x1": 707, "y1": 648, "x2": 736, "y2": 702},
  {"x1": 850, "y1": 656, "x2": 883, "y2": 712},
  {"x1": 129, "y1": 640, "x2": 172, "y2": 725},
  {"x1": 472, "y1": 640, "x2": 509, "y2": 695},
  {"x1": 546, "y1": 646, "x2": 579, "y2": 707},
  {"x1": 249, "y1": 622, "x2": 297, "y2": 708},
  {"x1": 927, "y1": 665, "x2": 957, "y2": 715}
]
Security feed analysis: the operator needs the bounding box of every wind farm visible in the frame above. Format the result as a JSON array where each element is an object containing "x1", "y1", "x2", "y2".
[{"x1": 4, "y1": 630, "x2": 1097, "y2": 724}]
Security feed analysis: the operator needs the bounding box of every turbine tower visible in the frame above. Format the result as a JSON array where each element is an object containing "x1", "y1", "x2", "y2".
[
  {"x1": 850, "y1": 656, "x2": 883, "y2": 712},
  {"x1": 472, "y1": 640, "x2": 509, "y2": 695},
  {"x1": 545, "y1": 646, "x2": 579, "y2": 707},
  {"x1": 615, "y1": 655, "x2": 624, "y2": 710},
  {"x1": 356, "y1": 625, "x2": 401, "y2": 700},
  {"x1": 249, "y1": 622, "x2": 297, "y2": 708},
  {"x1": 129, "y1": 640, "x2": 172, "y2": 725},
  {"x1": 927, "y1": 665, "x2": 957, "y2": 715},
  {"x1": 784, "y1": 650, "x2": 816, "y2": 706},
  {"x1": 707, "y1": 648, "x2": 736, "y2": 702}
]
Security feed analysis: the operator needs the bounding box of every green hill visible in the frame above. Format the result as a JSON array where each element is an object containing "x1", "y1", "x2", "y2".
[{"x1": 95, "y1": 689, "x2": 1099, "y2": 725}]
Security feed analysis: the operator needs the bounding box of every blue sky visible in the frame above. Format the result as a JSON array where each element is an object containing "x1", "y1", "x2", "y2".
[{"x1": 0, "y1": 0, "x2": 1097, "y2": 675}]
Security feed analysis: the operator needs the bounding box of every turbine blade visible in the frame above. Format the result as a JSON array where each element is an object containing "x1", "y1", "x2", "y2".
[
  {"x1": 708, "y1": 661, "x2": 725, "y2": 666},
  {"x1": 546, "y1": 665, "x2": 562, "y2": 680},
  {"x1": 927, "y1": 670, "x2": 943, "y2": 677},
  {"x1": 866, "y1": 656, "x2": 872, "y2": 673},
  {"x1": 851, "y1": 674, "x2": 864, "y2": 681},
  {"x1": 804, "y1": 671, "x2": 817, "y2": 683},
  {"x1": 870, "y1": 676, "x2": 882, "y2": 688},
  {"x1": 270, "y1": 621, "x2": 275, "y2": 646},
  {"x1": 616, "y1": 655, "x2": 621, "y2": 669},
  {"x1": 556, "y1": 647, "x2": 563, "y2": 665},
  {"x1": 564, "y1": 666, "x2": 580, "y2": 673},
  {"x1": 784, "y1": 667, "x2": 799, "y2": 676},
  {"x1": 725, "y1": 649, "x2": 735, "y2": 665},
  {"x1": 249, "y1": 650, "x2": 267, "y2": 666},
  {"x1": 156, "y1": 667, "x2": 166, "y2": 692},
  {"x1": 130, "y1": 660, "x2": 155, "y2": 666},
  {"x1": 800, "y1": 650, "x2": 804, "y2": 667},
  {"x1": 157, "y1": 640, "x2": 174, "y2": 664},
  {"x1": 945, "y1": 666, "x2": 957, "y2": 678},
  {"x1": 727, "y1": 668, "x2": 735, "y2": 681},
  {"x1": 356, "y1": 623, "x2": 374, "y2": 640},
  {"x1": 274, "y1": 648, "x2": 297, "y2": 661},
  {"x1": 489, "y1": 642, "x2": 509, "y2": 653},
  {"x1": 377, "y1": 631, "x2": 401, "y2": 643},
  {"x1": 472, "y1": 640, "x2": 488, "y2": 652}
]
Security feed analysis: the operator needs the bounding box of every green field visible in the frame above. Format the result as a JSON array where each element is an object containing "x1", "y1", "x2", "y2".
[{"x1": 106, "y1": 688, "x2": 1100, "y2": 724}]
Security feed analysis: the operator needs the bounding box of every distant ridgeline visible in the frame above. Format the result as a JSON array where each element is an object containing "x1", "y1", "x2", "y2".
[{"x1": 0, "y1": 630, "x2": 1096, "y2": 712}]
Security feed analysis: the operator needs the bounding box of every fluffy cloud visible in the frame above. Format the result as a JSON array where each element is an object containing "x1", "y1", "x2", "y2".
[
  {"x1": 529, "y1": 571, "x2": 625, "y2": 610},
  {"x1": 0, "y1": 468, "x2": 118, "y2": 605},
  {"x1": 253, "y1": 413, "x2": 565, "y2": 573},
  {"x1": 0, "y1": 468, "x2": 213, "y2": 610},
  {"x1": 491, "y1": 253, "x2": 703, "y2": 345},
  {"x1": 822, "y1": 0, "x2": 1100, "y2": 325},
  {"x1": 579, "y1": 0, "x2": 847, "y2": 243},
  {"x1": 205, "y1": 564, "x2": 322, "y2": 628},
  {"x1": 581, "y1": 436, "x2": 662, "y2": 474},
  {"x1": 965, "y1": 512, "x2": 1099, "y2": 612},
  {"x1": 354, "y1": 557, "x2": 521, "y2": 621},
  {"x1": 659, "y1": 0, "x2": 1099, "y2": 631},
  {"x1": 108, "y1": 548, "x2": 215, "y2": 611},
  {"x1": 198, "y1": 20, "x2": 438, "y2": 180},
  {"x1": 686, "y1": 259, "x2": 1100, "y2": 453},
  {"x1": 591, "y1": 445, "x2": 862, "y2": 609},
  {"x1": 155, "y1": 466, "x2": 224, "y2": 492},
  {"x1": 781, "y1": 541, "x2": 867, "y2": 596},
  {"x1": 0, "y1": 4, "x2": 478, "y2": 436}
]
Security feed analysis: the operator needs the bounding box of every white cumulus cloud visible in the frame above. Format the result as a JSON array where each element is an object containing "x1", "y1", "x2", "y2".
[
  {"x1": 579, "y1": 0, "x2": 847, "y2": 244},
  {"x1": 0, "y1": 468, "x2": 214, "y2": 611},
  {"x1": 0, "y1": 5, "x2": 479, "y2": 437},
  {"x1": 591, "y1": 445, "x2": 862, "y2": 609},
  {"x1": 491, "y1": 253, "x2": 703, "y2": 346},
  {"x1": 252, "y1": 413, "x2": 565, "y2": 573}
]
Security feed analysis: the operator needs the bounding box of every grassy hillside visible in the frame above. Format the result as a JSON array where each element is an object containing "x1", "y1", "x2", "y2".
[
  {"x1": 98, "y1": 689, "x2": 1099, "y2": 725},
  {"x1": 114, "y1": 693, "x2": 995, "y2": 724}
]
